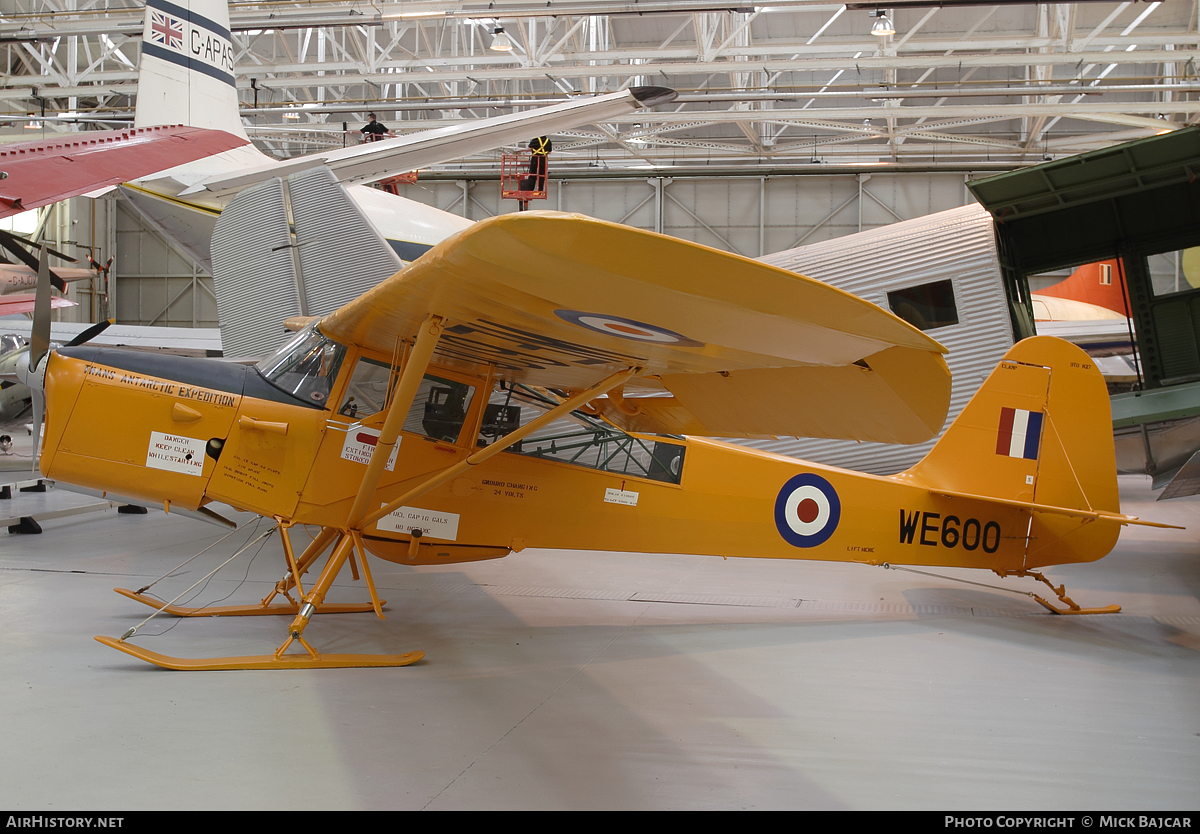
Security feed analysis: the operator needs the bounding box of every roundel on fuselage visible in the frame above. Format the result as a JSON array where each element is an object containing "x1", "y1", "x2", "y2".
[{"x1": 774, "y1": 473, "x2": 841, "y2": 548}]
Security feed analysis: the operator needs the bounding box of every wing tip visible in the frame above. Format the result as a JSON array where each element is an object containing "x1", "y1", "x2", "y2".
[{"x1": 629, "y1": 86, "x2": 678, "y2": 108}]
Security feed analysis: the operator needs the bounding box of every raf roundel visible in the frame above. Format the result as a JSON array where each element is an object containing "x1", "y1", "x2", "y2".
[
  {"x1": 554, "y1": 310, "x2": 704, "y2": 348},
  {"x1": 774, "y1": 473, "x2": 841, "y2": 548}
]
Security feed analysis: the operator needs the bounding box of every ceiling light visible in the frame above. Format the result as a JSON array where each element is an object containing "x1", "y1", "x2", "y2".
[
  {"x1": 24, "y1": 114, "x2": 39, "y2": 129},
  {"x1": 490, "y1": 27, "x2": 513, "y2": 52},
  {"x1": 284, "y1": 108, "x2": 300, "y2": 120},
  {"x1": 871, "y1": 11, "x2": 894, "y2": 38}
]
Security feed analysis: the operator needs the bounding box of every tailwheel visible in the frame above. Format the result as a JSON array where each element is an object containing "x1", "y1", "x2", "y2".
[{"x1": 1005, "y1": 569, "x2": 1121, "y2": 615}]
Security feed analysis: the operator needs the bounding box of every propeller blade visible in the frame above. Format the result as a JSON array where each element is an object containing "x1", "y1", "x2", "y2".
[
  {"x1": 0, "y1": 229, "x2": 41, "y2": 271},
  {"x1": 0, "y1": 229, "x2": 68, "y2": 291},
  {"x1": 65, "y1": 318, "x2": 114, "y2": 347},
  {"x1": 28, "y1": 239, "x2": 51, "y2": 371},
  {"x1": 43, "y1": 245, "x2": 73, "y2": 261},
  {"x1": 0, "y1": 229, "x2": 74, "y2": 262}
]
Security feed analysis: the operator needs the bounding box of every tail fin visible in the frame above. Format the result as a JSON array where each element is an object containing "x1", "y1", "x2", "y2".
[
  {"x1": 902, "y1": 335, "x2": 1121, "y2": 567},
  {"x1": 134, "y1": 0, "x2": 248, "y2": 140}
]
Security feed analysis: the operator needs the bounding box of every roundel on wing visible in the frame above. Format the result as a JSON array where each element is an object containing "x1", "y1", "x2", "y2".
[
  {"x1": 553, "y1": 310, "x2": 704, "y2": 348},
  {"x1": 774, "y1": 473, "x2": 841, "y2": 548}
]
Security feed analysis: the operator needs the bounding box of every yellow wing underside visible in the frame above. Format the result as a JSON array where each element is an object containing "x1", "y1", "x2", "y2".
[{"x1": 320, "y1": 211, "x2": 951, "y2": 444}]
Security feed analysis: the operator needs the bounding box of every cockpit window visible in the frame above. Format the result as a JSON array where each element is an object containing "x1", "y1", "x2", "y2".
[
  {"x1": 338, "y1": 356, "x2": 393, "y2": 419},
  {"x1": 255, "y1": 325, "x2": 347, "y2": 407}
]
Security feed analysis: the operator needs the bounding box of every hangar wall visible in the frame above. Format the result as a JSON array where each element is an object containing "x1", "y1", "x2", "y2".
[
  {"x1": 388, "y1": 170, "x2": 982, "y2": 258},
  {"x1": 84, "y1": 170, "x2": 986, "y2": 330},
  {"x1": 23, "y1": 195, "x2": 116, "y2": 328}
]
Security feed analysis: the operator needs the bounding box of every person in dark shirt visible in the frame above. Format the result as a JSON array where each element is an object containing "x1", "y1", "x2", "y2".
[
  {"x1": 528, "y1": 135, "x2": 551, "y2": 184},
  {"x1": 520, "y1": 136, "x2": 551, "y2": 193},
  {"x1": 361, "y1": 113, "x2": 391, "y2": 142}
]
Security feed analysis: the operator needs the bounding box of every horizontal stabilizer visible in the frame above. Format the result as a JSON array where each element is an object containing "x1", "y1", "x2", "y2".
[
  {"x1": 184, "y1": 87, "x2": 676, "y2": 197},
  {"x1": 929, "y1": 487, "x2": 1183, "y2": 529}
]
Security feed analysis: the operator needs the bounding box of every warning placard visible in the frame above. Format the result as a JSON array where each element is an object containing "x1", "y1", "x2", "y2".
[
  {"x1": 604, "y1": 488, "x2": 639, "y2": 506},
  {"x1": 340, "y1": 426, "x2": 399, "y2": 471},
  {"x1": 376, "y1": 506, "x2": 460, "y2": 541},
  {"x1": 146, "y1": 431, "x2": 206, "y2": 477}
]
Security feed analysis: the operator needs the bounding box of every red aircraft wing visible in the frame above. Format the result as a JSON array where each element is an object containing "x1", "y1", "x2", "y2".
[
  {"x1": 0, "y1": 125, "x2": 247, "y2": 218},
  {"x1": 0, "y1": 293, "x2": 76, "y2": 316}
]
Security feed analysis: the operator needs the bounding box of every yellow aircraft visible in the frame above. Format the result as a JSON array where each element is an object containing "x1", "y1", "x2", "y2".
[{"x1": 20, "y1": 211, "x2": 1175, "y2": 670}]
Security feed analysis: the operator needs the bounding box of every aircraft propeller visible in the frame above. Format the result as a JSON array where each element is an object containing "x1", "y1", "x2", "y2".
[
  {"x1": 11, "y1": 241, "x2": 113, "y2": 469},
  {"x1": 14, "y1": 241, "x2": 53, "y2": 469},
  {"x1": 64, "y1": 318, "x2": 114, "y2": 348},
  {"x1": 0, "y1": 228, "x2": 74, "y2": 293},
  {"x1": 28, "y1": 240, "x2": 51, "y2": 370}
]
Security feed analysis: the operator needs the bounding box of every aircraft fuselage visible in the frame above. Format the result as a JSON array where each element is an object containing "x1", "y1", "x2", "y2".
[{"x1": 39, "y1": 340, "x2": 1054, "y2": 573}]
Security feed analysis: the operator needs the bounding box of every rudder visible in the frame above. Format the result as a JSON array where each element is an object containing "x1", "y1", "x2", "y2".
[{"x1": 902, "y1": 336, "x2": 1120, "y2": 567}]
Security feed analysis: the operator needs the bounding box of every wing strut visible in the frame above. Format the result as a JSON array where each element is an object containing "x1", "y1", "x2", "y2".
[{"x1": 346, "y1": 314, "x2": 446, "y2": 530}]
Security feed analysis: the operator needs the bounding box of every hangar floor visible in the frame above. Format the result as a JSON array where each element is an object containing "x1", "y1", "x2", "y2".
[{"x1": 0, "y1": 471, "x2": 1196, "y2": 811}]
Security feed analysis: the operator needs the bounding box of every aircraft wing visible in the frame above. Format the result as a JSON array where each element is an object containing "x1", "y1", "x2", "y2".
[
  {"x1": 320, "y1": 212, "x2": 952, "y2": 444},
  {"x1": 0, "y1": 321, "x2": 221, "y2": 356},
  {"x1": 0, "y1": 294, "x2": 75, "y2": 316},
  {"x1": 0, "y1": 126, "x2": 248, "y2": 218},
  {"x1": 183, "y1": 87, "x2": 677, "y2": 199}
]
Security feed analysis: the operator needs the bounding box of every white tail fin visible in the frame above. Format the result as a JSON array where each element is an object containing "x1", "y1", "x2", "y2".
[{"x1": 134, "y1": 0, "x2": 248, "y2": 141}]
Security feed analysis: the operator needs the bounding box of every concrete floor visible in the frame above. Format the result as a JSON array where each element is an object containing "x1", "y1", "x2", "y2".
[{"x1": 0, "y1": 472, "x2": 1196, "y2": 810}]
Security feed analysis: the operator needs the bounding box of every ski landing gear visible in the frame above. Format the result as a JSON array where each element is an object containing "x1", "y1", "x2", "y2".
[{"x1": 96, "y1": 522, "x2": 423, "y2": 671}]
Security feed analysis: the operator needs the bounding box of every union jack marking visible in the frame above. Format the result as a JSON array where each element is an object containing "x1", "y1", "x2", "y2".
[
  {"x1": 150, "y1": 11, "x2": 183, "y2": 51},
  {"x1": 996, "y1": 407, "x2": 1043, "y2": 461}
]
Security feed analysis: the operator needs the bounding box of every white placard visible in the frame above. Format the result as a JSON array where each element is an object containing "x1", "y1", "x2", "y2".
[
  {"x1": 604, "y1": 488, "x2": 639, "y2": 506},
  {"x1": 377, "y1": 506, "x2": 460, "y2": 541},
  {"x1": 341, "y1": 426, "x2": 399, "y2": 471},
  {"x1": 146, "y1": 431, "x2": 206, "y2": 477}
]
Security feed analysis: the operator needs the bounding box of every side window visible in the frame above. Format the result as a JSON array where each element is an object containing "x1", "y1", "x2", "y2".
[
  {"x1": 338, "y1": 357, "x2": 393, "y2": 419},
  {"x1": 1149, "y1": 249, "x2": 1200, "y2": 298},
  {"x1": 337, "y1": 360, "x2": 477, "y2": 446},
  {"x1": 403, "y1": 375, "x2": 476, "y2": 444},
  {"x1": 886, "y1": 280, "x2": 959, "y2": 331},
  {"x1": 476, "y1": 382, "x2": 686, "y2": 484}
]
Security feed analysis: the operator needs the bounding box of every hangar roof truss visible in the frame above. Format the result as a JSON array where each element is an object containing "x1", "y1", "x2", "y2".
[{"x1": 1, "y1": 0, "x2": 1198, "y2": 173}]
